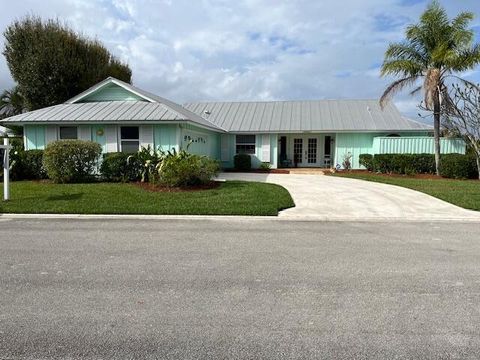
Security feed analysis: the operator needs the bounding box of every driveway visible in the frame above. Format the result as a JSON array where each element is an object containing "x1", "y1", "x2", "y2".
[{"x1": 220, "y1": 172, "x2": 480, "y2": 221}]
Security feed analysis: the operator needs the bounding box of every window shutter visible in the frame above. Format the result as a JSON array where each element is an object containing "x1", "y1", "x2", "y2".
[
  {"x1": 139, "y1": 125, "x2": 154, "y2": 149},
  {"x1": 262, "y1": 134, "x2": 270, "y2": 162},
  {"x1": 45, "y1": 125, "x2": 57, "y2": 145},
  {"x1": 105, "y1": 125, "x2": 118, "y2": 152},
  {"x1": 221, "y1": 134, "x2": 229, "y2": 161},
  {"x1": 78, "y1": 126, "x2": 91, "y2": 141}
]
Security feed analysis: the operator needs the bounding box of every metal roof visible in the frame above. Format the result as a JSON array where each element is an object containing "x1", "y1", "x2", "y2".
[
  {"x1": 184, "y1": 100, "x2": 433, "y2": 132},
  {"x1": 1, "y1": 78, "x2": 225, "y2": 132}
]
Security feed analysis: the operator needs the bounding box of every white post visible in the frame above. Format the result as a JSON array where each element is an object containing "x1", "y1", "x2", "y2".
[{"x1": 3, "y1": 137, "x2": 9, "y2": 201}]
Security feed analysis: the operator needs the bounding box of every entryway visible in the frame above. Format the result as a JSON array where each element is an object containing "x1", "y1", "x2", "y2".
[{"x1": 278, "y1": 134, "x2": 334, "y2": 168}]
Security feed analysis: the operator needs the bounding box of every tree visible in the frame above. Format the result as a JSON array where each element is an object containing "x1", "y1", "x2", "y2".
[
  {"x1": 443, "y1": 83, "x2": 480, "y2": 179},
  {"x1": 380, "y1": 1, "x2": 480, "y2": 175},
  {"x1": 0, "y1": 86, "x2": 24, "y2": 118},
  {"x1": 3, "y1": 16, "x2": 132, "y2": 110}
]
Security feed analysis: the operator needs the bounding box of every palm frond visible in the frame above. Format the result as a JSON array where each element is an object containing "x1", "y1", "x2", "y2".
[
  {"x1": 380, "y1": 59, "x2": 424, "y2": 77},
  {"x1": 380, "y1": 76, "x2": 420, "y2": 109}
]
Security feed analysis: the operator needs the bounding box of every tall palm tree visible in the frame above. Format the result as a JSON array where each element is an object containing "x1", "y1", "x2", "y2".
[
  {"x1": 0, "y1": 86, "x2": 24, "y2": 119},
  {"x1": 380, "y1": 1, "x2": 480, "y2": 175}
]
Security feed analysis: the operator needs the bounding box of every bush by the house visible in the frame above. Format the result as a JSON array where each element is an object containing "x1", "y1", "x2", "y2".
[
  {"x1": 360, "y1": 153, "x2": 477, "y2": 178},
  {"x1": 43, "y1": 140, "x2": 102, "y2": 183},
  {"x1": 100, "y1": 152, "x2": 141, "y2": 182},
  {"x1": 359, "y1": 154, "x2": 374, "y2": 171},
  {"x1": 234, "y1": 154, "x2": 251, "y2": 171},
  {"x1": 439, "y1": 154, "x2": 478, "y2": 179},
  {"x1": 159, "y1": 149, "x2": 220, "y2": 187},
  {"x1": 11, "y1": 149, "x2": 47, "y2": 180},
  {"x1": 259, "y1": 162, "x2": 272, "y2": 171}
]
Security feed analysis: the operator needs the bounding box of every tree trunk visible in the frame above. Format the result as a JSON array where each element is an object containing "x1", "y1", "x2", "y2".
[
  {"x1": 476, "y1": 154, "x2": 480, "y2": 181},
  {"x1": 433, "y1": 97, "x2": 441, "y2": 176}
]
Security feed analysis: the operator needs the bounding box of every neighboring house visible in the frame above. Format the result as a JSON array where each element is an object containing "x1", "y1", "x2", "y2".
[{"x1": 0, "y1": 77, "x2": 465, "y2": 169}]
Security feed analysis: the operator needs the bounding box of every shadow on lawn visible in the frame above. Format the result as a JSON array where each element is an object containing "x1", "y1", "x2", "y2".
[{"x1": 46, "y1": 193, "x2": 84, "y2": 201}]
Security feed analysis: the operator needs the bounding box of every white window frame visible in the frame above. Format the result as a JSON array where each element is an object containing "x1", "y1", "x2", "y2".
[
  {"x1": 58, "y1": 126, "x2": 78, "y2": 140},
  {"x1": 235, "y1": 135, "x2": 256, "y2": 155},
  {"x1": 119, "y1": 126, "x2": 140, "y2": 153}
]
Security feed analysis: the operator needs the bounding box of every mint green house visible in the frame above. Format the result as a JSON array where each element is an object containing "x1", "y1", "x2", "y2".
[{"x1": 1, "y1": 77, "x2": 465, "y2": 169}]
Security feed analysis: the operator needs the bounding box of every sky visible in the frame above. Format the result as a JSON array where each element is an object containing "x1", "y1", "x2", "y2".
[{"x1": 0, "y1": 0, "x2": 479, "y2": 121}]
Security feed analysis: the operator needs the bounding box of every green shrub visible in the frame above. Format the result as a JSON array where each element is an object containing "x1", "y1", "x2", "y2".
[
  {"x1": 234, "y1": 154, "x2": 251, "y2": 171},
  {"x1": 259, "y1": 162, "x2": 272, "y2": 171},
  {"x1": 11, "y1": 149, "x2": 47, "y2": 180},
  {"x1": 43, "y1": 140, "x2": 102, "y2": 183},
  {"x1": 159, "y1": 149, "x2": 220, "y2": 187},
  {"x1": 100, "y1": 152, "x2": 141, "y2": 182},
  {"x1": 372, "y1": 154, "x2": 435, "y2": 175},
  {"x1": 440, "y1": 154, "x2": 478, "y2": 179},
  {"x1": 359, "y1": 154, "x2": 374, "y2": 171}
]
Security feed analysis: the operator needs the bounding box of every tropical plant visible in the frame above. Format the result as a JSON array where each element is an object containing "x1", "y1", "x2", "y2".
[
  {"x1": 127, "y1": 145, "x2": 164, "y2": 183},
  {"x1": 380, "y1": 0, "x2": 480, "y2": 175},
  {"x1": 0, "y1": 86, "x2": 24, "y2": 118},
  {"x1": 3, "y1": 16, "x2": 131, "y2": 110},
  {"x1": 158, "y1": 148, "x2": 220, "y2": 187},
  {"x1": 342, "y1": 152, "x2": 352, "y2": 171},
  {"x1": 442, "y1": 83, "x2": 480, "y2": 179}
]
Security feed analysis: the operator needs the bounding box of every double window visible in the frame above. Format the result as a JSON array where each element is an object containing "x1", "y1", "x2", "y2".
[
  {"x1": 235, "y1": 135, "x2": 256, "y2": 154},
  {"x1": 59, "y1": 126, "x2": 78, "y2": 140},
  {"x1": 120, "y1": 126, "x2": 139, "y2": 153}
]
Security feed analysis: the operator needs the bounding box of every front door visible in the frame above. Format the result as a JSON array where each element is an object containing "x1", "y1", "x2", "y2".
[{"x1": 293, "y1": 137, "x2": 319, "y2": 167}]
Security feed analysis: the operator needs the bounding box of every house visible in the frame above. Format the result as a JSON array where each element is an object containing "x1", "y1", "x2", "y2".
[{"x1": 0, "y1": 77, "x2": 465, "y2": 169}]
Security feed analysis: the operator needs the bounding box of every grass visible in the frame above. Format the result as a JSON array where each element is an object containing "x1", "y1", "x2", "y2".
[
  {"x1": 333, "y1": 172, "x2": 480, "y2": 211},
  {"x1": 0, "y1": 181, "x2": 294, "y2": 216}
]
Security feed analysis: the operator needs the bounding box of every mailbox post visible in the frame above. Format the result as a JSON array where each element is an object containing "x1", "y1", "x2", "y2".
[{"x1": 0, "y1": 130, "x2": 11, "y2": 201}]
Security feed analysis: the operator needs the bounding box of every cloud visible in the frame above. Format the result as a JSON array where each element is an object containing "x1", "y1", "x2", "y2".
[{"x1": 0, "y1": 0, "x2": 479, "y2": 121}]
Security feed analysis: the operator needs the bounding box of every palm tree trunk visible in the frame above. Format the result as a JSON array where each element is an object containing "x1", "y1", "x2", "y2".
[
  {"x1": 433, "y1": 97, "x2": 441, "y2": 176},
  {"x1": 476, "y1": 154, "x2": 480, "y2": 181}
]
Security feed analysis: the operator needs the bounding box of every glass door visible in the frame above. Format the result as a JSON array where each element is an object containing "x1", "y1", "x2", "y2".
[
  {"x1": 293, "y1": 138, "x2": 303, "y2": 166},
  {"x1": 307, "y1": 138, "x2": 317, "y2": 164}
]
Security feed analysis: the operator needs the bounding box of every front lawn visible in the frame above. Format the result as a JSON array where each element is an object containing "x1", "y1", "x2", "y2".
[
  {"x1": 333, "y1": 172, "x2": 480, "y2": 211},
  {"x1": 0, "y1": 181, "x2": 294, "y2": 216}
]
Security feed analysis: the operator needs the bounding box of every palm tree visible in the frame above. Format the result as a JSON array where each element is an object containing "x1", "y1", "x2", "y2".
[
  {"x1": 0, "y1": 86, "x2": 24, "y2": 119},
  {"x1": 380, "y1": 1, "x2": 480, "y2": 175}
]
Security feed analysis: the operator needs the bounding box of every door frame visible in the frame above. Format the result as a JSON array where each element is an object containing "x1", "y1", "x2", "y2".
[{"x1": 290, "y1": 135, "x2": 321, "y2": 167}]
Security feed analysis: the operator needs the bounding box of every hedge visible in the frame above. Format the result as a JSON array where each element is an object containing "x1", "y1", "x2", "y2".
[
  {"x1": 234, "y1": 154, "x2": 251, "y2": 171},
  {"x1": 43, "y1": 140, "x2": 102, "y2": 183},
  {"x1": 359, "y1": 153, "x2": 478, "y2": 179},
  {"x1": 11, "y1": 150, "x2": 47, "y2": 180},
  {"x1": 100, "y1": 152, "x2": 141, "y2": 182}
]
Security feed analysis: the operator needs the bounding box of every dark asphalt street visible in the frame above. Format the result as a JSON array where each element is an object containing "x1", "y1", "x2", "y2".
[{"x1": 1, "y1": 217, "x2": 480, "y2": 359}]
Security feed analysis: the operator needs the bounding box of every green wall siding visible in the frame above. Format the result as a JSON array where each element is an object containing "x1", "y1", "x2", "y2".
[
  {"x1": 91, "y1": 125, "x2": 107, "y2": 153},
  {"x1": 180, "y1": 124, "x2": 220, "y2": 159},
  {"x1": 24, "y1": 125, "x2": 45, "y2": 150},
  {"x1": 79, "y1": 84, "x2": 147, "y2": 102},
  {"x1": 335, "y1": 133, "x2": 375, "y2": 169},
  {"x1": 373, "y1": 137, "x2": 465, "y2": 154},
  {"x1": 154, "y1": 124, "x2": 178, "y2": 152}
]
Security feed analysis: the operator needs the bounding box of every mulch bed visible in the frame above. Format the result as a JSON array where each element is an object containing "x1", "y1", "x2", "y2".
[
  {"x1": 133, "y1": 181, "x2": 221, "y2": 192},
  {"x1": 225, "y1": 169, "x2": 290, "y2": 174},
  {"x1": 333, "y1": 170, "x2": 445, "y2": 180}
]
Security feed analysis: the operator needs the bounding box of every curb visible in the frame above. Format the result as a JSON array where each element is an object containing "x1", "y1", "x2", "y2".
[{"x1": 1, "y1": 213, "x2": 480, "y2": 223}]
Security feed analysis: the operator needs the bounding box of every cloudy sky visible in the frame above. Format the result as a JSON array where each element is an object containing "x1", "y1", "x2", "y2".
[{"x1": 1, "y1": 0, "x2": 479, "y2": 120}]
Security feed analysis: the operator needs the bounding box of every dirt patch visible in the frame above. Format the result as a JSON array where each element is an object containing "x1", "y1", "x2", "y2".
[{"x1": 133, "y1": 181, "x2": 221, "y2": 193}]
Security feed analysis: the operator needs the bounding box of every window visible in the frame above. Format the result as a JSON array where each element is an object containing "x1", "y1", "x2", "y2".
[
  {"x1": 120, "y1": 126, "x2": 139, "y2": 153},
  {"x1": 236, "y1": 135, "x2": 256, "y2": 154},
  {"x1": 59, "y1": 126, "x2": 78, "y2": 140}
]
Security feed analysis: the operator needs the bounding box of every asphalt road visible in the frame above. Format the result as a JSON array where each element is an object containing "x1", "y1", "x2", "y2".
[{"x1": 1, "y1": 217, "x2": 480, "y2": 359}]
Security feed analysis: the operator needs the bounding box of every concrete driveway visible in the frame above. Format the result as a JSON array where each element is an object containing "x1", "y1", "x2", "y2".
[{"x1": 220, "y1": 172, "x2": 480, "y2": 221}]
